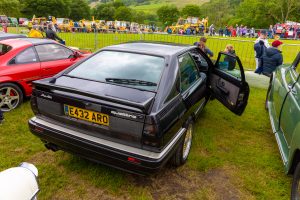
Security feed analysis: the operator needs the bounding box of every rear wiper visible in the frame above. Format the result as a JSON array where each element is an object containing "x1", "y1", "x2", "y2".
[{"x1": 105, "y1": 78, "x2": 157, "y2": 86}]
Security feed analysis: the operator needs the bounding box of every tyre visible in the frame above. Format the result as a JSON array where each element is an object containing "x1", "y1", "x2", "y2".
[
  {"x1": 170, "y1": 121, "x2": 194, "y2": 167},
  {"x1": 291, "y1": 162, "x2": 300, "y2": 200},
  {"x1": 0, "y1": 83, "x2": 23, "y2": 111}
]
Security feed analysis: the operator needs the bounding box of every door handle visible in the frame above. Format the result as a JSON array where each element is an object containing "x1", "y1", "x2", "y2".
[
  {"x1": 42, "y1": 68, "x2": 51, "y2": 71},
  {"x1": 288, "y1": 84, "x2": 297, "y2": 95}
]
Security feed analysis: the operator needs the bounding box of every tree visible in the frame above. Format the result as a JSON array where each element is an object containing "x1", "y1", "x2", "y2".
[
  {"x1": 0, "y1": 0, "x2": 21, "y2": 17},
  {"x1": 112, "y1": 0, "x2": 125, "y2": 8},
  {"x1": 93, "y1": 3, "x2": 115, "y2": 20},
  {"x1": 181, "y1": 4, "x2": 201, "y2": 18},
  {"x1": 157, "y1": 5, "x2": 179, "y2": 26},
  {"x1": 69, "y1": 0, "x2": 90, "y2": 21},
  {"x1": 132, "y1": 11, "x2": 146, "y2": 24},
  {"x1": 114, "y1": 6, "x2": 132, "y2": 21},
  {"x1": 21, "y1": 0, "x2": 71, "y2": 18},
  {"x1": 265, "y1": 0, "x2": 300, "y2": 23}
]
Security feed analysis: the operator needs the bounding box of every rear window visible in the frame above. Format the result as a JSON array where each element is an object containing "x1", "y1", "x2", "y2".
[
  {"x1": 0, "y1": 44, "x2": 12, "y2": 56},
  {"x1": 67, "y1": 51, "x2": 165, "y2": 91}
]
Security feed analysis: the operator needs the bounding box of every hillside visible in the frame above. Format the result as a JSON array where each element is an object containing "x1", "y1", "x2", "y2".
[{"x1": 91, "y1": 0, "x2": 210, "y2": 13}]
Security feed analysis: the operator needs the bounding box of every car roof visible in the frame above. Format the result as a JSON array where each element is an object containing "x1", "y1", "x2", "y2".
[
  {"x1": 102, "y1": 42, "x2": 194, "y2": 56},
  {"x1": 0, "y1": 38, "x2": 57, "y2": 48},
  {"x1": 0, "y1": 33, "x2": 27, "y2": 41}
]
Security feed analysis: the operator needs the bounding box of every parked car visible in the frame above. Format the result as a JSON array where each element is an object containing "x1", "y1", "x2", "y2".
[
  {"x1": 8, "y1": 17, "x2": 18, "y2": 26},
  {"x1": 0, "y1": 33, "x2": 26, "y2": 41},
  {"x1": 267, "y1": 52, "x2": 300, "y2": 199},
  {"x1": 0, "y1": 38, "x2": 90, "y2": 111},
  {"x1": 0, "y1": 15, "x2": 8, "y2": 24},
  {"x1": 18, "y1": 18, "x2": 29, "y2": 26},
  {"x1": 29, "y1": 42, "x2": 249, "y2": 175}
]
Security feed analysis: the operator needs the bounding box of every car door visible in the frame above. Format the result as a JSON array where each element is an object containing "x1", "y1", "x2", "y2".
[
  {"x1": 278, "y1": 53, "x2": 300, "y2": 149},
  {"x1": 179, "y1": 52, "x2": 207, "y2": 113},
  {"x1": 269, "y1": 53, "x2": 300, "y2": 132},
  {"x1": 34, "y1": 44, "x2": 77, "y2": 78},
  {"x1": 208, "y1": 52, "x2": 249, "y2": 115},
  {"x1": 7, "y1": 47, "x2": 41, "y2": 93}
]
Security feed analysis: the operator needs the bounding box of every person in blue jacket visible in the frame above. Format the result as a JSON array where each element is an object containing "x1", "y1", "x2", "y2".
[{"x1": 262, "y1": 40, "x2": 283, "y2": 77}]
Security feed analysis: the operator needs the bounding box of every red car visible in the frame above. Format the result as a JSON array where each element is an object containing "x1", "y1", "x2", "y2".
[{"x1": 0, "y1": 38, "x2": 90, "y2": 111}]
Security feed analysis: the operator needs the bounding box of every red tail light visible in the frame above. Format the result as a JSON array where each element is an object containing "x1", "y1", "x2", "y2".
[{"x1": 127, "y1": 157, "x2": 141, "y2": 164}]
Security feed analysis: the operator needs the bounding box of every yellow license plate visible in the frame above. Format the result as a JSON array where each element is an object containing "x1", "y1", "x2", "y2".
[{"x1": 64, "y1": 105, "x2": 109, "y2": 126}]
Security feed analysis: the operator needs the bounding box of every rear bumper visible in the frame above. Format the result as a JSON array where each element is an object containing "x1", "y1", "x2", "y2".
[{"x1": 28, "y1": 117, "x2": 186, "y2": 175}]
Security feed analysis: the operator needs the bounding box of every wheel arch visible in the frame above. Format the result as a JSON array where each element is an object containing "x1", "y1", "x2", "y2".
[
  {"x1": 0, "y1": 81, "x2": 26, "y2": 98},
  {"x1": 288, "y1": 149, "x2": 300, "y2": 174}
]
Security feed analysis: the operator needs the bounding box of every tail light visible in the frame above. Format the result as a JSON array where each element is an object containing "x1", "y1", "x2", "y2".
[{"x1": 142, "y1": 116, "x2": 161, "y2": 148}]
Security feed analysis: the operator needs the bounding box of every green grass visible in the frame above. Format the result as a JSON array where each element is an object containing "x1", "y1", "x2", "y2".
[
  {"x1": 0, "y1": 87, "x2": 291, "y2": 199},
  {"x1": 7, "y1": 26, "x2": 300, "y2": 70}
]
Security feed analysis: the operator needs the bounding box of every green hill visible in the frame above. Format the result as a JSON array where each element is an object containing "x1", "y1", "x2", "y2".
[
  {"x1": 131, "y1": 0, "x2": 209, "y2": 13},
  {"x1": 91, "y1": 0, "x2": 210, "y2": 13}
]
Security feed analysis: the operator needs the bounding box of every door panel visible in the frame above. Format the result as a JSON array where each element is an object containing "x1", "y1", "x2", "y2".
[
  {"x1": 279, "y1": 53, "x2": 300, "y2": 147},
  {"x1": 269, "y1": 53, "x2": 300, "y2": 131},
  {"x1": 280, "y1": 82, "x2": 300, "y2": 147},
  {"x1": 6, "y1": 47, "x2": 41, "y2": 95},
  {"x1": 210, "y1": 52, "x2": 249, "y2": 115},
  {"x1": 179, "y1": 52, "x2": 207, "y2": 110},
  {"x1": 35, "y1": 44, "x2": 76, "y2": 77}
]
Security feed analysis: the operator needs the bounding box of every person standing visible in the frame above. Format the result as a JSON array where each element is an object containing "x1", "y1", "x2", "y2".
[
  {"x1": 261, "y1": 40, "x2": 283, "y2": 77},
  {"x1": 254, "y1": 30, "x2": 270, "y2": 72},
  {"x1": 45, "y1": 24, "x2": 64, "y2": 42},
  {"x1": 195, "y1": 37, "x2": 214, "y2": 58},
  {"x1": 28, "y1": 25, "x2": 43, "y2": 38}
]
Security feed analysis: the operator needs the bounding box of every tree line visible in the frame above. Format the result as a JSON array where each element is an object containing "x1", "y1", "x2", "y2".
[{"x1": 0, "y1": 0, "x2": 299, "y2": 28}]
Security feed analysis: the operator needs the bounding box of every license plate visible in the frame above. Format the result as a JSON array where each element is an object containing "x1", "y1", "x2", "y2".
[{"x1": 64, "y1": 105, "x2": 109, "y2": 126}]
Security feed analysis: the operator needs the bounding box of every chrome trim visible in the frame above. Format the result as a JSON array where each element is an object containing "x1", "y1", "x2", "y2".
[
  {"x1": 268, "y1": 101, "x2": 288, "y2": 164},
  {"x1": 30, "y1": 189, "x2": 39, "y2": 200},
  {"x1": 194, "y1": 98, "x2": 206, "y2": 116},
  {"x1": 30, "y1": 117, "x2": 186, "y2": 160}
]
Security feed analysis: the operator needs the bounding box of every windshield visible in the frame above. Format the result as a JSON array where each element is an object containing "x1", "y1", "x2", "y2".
[
  {"x1": 0, "y1": 44, "x2": 12, "y2": 56},
  {"x1": 67, "y1": 51, "x2": 165, "y2": 91}
]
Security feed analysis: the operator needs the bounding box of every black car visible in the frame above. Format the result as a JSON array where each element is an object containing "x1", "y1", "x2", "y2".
[{"x1": 28, "y1": 42, "x2": 249, "y2": 175}]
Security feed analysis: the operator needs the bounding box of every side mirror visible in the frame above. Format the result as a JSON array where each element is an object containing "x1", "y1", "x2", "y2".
[{"x1": 73, "y1": 51, "x2": 80, "y2": 58}]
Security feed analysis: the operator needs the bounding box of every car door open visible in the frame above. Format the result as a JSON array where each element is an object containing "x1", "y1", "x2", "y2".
[{"x1": 209, "y1": 52, "x2": 249, "y2": 115}]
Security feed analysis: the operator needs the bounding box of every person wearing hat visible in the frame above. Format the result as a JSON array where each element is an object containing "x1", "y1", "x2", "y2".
[
  {"x1": 261, "y1": 40, "x2": 283, "y2": 77},
  {"x1": 254, "y1": 29, "x2": 270, "y2": 72}
]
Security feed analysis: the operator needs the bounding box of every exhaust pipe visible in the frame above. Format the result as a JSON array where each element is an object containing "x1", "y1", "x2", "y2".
[{"x1": 45, "y1": 143, "x2": 59, "y2": 152}]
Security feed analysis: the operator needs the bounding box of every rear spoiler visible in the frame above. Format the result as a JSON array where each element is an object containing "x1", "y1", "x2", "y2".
[{"x1": 33, "y1": 80, "x2": 154, "y2": 114}]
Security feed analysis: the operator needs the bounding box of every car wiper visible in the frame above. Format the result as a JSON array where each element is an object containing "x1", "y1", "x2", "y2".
[{"x1": 105, "y1": 78, "x2": 157, "y2": 86}]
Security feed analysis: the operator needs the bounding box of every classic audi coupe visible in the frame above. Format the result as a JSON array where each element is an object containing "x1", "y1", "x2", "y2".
[{"x1": 29, "y1": 42, "x2": 249, "y2": 175}]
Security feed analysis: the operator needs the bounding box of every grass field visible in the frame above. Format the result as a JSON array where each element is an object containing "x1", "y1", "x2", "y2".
[
  {"x1": 0, "y1": 87, "x2": 291, "y2": 199},
  {"x1": 6, "y1": 26, "x2": 300, "y2": 70}
]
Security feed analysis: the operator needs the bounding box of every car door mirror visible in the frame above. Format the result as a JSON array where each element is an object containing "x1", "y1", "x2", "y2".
[
  {"x1": 215, "y1": 52, "x2": 241, "y2": 80},
  {"x1": 73, "y1": 51, "x2": 80, "y2": 58}
]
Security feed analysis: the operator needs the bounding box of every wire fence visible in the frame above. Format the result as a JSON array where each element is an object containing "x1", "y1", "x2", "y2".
[{"x1": 5, "y1": 26, "x2": 300, "y2": 71}]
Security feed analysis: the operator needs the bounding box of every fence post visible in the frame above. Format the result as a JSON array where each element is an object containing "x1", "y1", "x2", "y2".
[{"x1": 94, "y1": 28, "x2": 98, "y2": 51}]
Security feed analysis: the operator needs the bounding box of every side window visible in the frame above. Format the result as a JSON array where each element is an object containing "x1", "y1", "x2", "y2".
[
  {"x1": 9, "y1": 47, "x2": 37, "y2": 65},
  {"x1": 35, "y1": 44, "x2": 73, "y2": 62},
  {"x1": 216, "y1": 53, "x2": 241, "y2": 79},
  {"x1": 179, "y1": 53, "x2": 200, "y2": 92}
]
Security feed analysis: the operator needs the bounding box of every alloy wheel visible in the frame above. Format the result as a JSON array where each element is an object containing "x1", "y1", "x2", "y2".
[{"x1": 0, "y1": 87, "x2": 20, "y2": 111}]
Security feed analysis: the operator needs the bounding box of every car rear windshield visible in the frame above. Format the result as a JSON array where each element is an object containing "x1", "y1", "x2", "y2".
[
  {"x1": 67, "y1": 51, "x2": 165, "y2": 91},
  {"x1": 0, "y1": 44, "x2": 12, "y2": 56}
]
